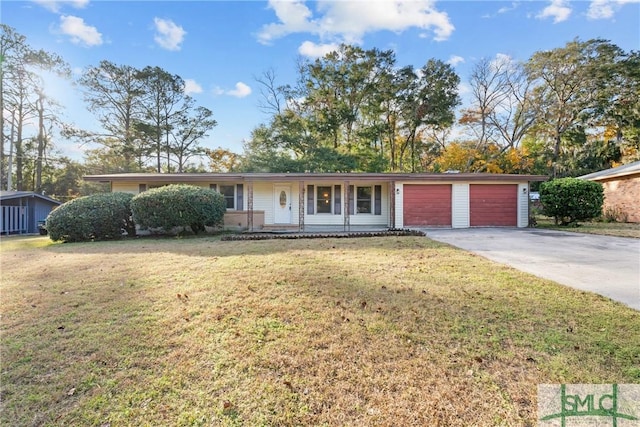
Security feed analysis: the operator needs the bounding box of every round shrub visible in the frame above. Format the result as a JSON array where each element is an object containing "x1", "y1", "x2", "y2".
[
  {"x1": 46, "y1": 192, "x2": 136, "y2": 242},
  {"x1": 130, "y1": 184, "x2": 226, "y2": 235},
  {"x1": 540, "y1": 177, "x2": 604, "y2": 225}
]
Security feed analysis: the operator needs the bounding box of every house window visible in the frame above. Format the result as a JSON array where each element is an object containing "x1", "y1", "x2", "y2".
[
  {"x1": 356, "y1": 186, "x2": 372, "y2": 213},
  {"x1": 348, "y1": 185, "x2": 382, "y2": 215},
  {"x1": 306, "y1": 185, "x2": 341, "y2": 215},
  {"x1": 219, "y1": 185, "x2": 235, "y2": 209},
  {"x1": 316, "y1": 186, "x2": 332, "y2": 214}
]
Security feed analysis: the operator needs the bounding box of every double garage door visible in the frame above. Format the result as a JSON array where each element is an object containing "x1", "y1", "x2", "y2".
[{"x1": 403, "y1": 184, "x2": 518, "y2": 227}]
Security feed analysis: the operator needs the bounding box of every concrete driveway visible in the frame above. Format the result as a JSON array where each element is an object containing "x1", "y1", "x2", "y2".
[{"x1": 423, "y1": 228, "x2": 640, "y2": 311}]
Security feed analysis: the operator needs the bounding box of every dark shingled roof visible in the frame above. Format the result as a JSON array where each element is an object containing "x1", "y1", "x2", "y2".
[{"x1": 0, "y1": 191, "x2": 62, "y2": 205}]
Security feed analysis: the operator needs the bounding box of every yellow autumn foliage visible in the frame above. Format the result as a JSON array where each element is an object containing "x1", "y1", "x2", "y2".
[{"x1": 432, "y1": 143, "x2": 535, "y2": 173}]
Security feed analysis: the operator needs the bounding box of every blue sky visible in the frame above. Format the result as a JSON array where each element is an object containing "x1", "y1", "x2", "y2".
[{"x1": 3, "y1": 0, "x2": 640, "y2": 162}]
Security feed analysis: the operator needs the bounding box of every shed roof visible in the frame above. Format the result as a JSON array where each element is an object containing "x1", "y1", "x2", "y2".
[
  {"x1": 0, "y1": 191, "x2": 62, "y2": 205},
  {"x1": 84, "y1": 172, "x2": 547, "y2": 183},
  {"x1": 579, "y1": 161, "x2": 640, "y2": 181}
]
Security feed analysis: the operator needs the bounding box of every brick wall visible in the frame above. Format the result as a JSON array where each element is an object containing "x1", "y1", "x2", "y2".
[{"x1": 600, "y1": 175, "x2": 640, "y2": 223}]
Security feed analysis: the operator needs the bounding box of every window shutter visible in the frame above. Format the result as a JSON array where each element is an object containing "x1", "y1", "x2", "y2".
[
  {"x1": 374, "y1": 185, "x2": 382, "y2": 215},
  {"x1": 334, "y1": 185, "x2": 341, "y2": 215},
  {"x1": 209, "y1": 184, "x2": 217, "y2": 191},
  {"x1": 348, "y1": 185, "x2": 354, "y2": 215},
  {"x1": 307, "y1": 185, "x2": 314, "y2": 215},
  {"x1": 236, "y1": 184, "x2": 244, "y2": 210},
  {"x1": 138, "y1": 184, "x2": 147, "y2": 193}
]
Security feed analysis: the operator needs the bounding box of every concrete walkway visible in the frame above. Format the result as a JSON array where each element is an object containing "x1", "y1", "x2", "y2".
[{"x1": 423, "y1": 228, "x2": 640, "y2": 311}]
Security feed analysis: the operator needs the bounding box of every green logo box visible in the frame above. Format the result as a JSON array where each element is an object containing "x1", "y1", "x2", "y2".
[{"x1": 538, "y1": 384, "x2": 640, "y2": 426}]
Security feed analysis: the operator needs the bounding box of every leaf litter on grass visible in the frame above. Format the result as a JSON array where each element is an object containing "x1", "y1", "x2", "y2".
[{"x1": 1, "y1": 236, "x2": 638, "y2": 426}]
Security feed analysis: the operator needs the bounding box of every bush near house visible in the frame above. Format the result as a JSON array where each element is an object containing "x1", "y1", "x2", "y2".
[
  {"x1": 131, "y1": 184, "x2": 226, "y2": 235},
  {"x1": 540, "y1": 178, "x2": 604, "y2": 225},
  {"x1": 45, "y1": 192, "x2": 136, "y2": 242}
]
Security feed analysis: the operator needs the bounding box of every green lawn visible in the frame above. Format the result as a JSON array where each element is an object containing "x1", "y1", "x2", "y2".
[
  {"x1": 1, "y1": 235, "x2": 638, "y2": 426},
  {"x1": 534, "y1": 216, "x2": 640, "y2": 238}
]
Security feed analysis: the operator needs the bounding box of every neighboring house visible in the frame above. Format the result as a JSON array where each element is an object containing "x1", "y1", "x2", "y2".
[
  {"x1": 84, "y1": 172, "x2": 546, "y2": 231},
  {"x1": 580, "y1": 161, "x2": 640, "y2": 223},
  {"x1": 0, "y1": 191, "x2": 62, "y2": 235}
]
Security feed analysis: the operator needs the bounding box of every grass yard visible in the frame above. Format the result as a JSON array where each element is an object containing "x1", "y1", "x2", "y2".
[
  {"x1": 1, "y1": 235, "x2": 639, "y2": 426},
  {"x1": 534, "y1": 216, "x2": 640, "y2": 238}
]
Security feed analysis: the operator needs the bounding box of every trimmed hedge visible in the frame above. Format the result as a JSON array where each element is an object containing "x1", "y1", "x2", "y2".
[
  {"x1": 46, "y1": 192, "x2": 136, "y2": 242},
  {"x1": 131, "y1": 184, "x2": 226, "y2": 234},
  {"x1": 540, "y1": 178, "x2": 604, "y2": 225}
]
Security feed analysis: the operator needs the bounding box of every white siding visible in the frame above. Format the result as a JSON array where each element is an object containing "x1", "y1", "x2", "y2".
[
  {"x1": 112, "y1": 183, "x2": 140, "y2": 194},
  {"x1": 451, "y1": 183, "x2": 470, "y2": 228},
  {"x1": 251, "y1": 182, "x2": 301, "y2": 226},
  {"x1": 252, "y1": 182, "x2": 275, "y2": 224},
  {"x1": 517, "y1": 183, "x2": 529, "y2": 228},
  {"x1": 291, "y1": 185, "x2": 301, "y2": 226},
  {"x1": 352, "y1": 182, "x2": 388, "y2": 226},
  {"x1": 395, "y1": 183, "x2": 404, "y2": 228},
  {"x1": 303, "y1": 180, "x2": 343, "y2": 226},
  {"x1": 304, "y1": 181, "x2": 389, "y2": 227}
]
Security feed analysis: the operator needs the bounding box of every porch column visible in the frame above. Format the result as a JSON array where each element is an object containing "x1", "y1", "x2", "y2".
[
  {"x1": 247, "y1": 182, "x2": 254, "y2": 231},
  {"x1": 298, "y1": 181, "x2": 305, "y2": 232}
]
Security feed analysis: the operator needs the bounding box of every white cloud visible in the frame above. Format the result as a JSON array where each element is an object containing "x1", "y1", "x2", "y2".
[
  {"x1": 153, "y1": 17, "x2": 186, "y2": 51},
  {"x1": 228, "y1": 82, "x2": 252, "y2": 98},
  {"x1": 446, "y1": 55, "x2": 465, "y2": 67},
  {"x1": 587, "y1": 0, "x2": 640, "y2": 19},
  {"x1": 498, "y1": 2, "x2": 519, "y2": 14},
  {"x1": 59, "y1": 15, "x2": 102, "y2": 46},
  {"x1": 214, "y1": 82, "x2": 252, "y2": 98},
  {"x1": 588, "y1": 0, "x2": 615, "y2": 18},
  {"x1": 490, "y1": 53, "x2": 517, "y2": 74},
  {"x1": 184, "y1": 79, "x2": 203, "y2": 95},
  {"x1": 258, "y1": 0, "x2": 316, "y2": 44},
  {"x1": 483, "y1": 1, "x2": 519, "y2": 18},
  {"x1": 298, "y1": 41, "x2": 339, "y2": 58},
  {"x1": 537, "y1": 0, "x2": 572, "y2": 23},
  {"x1": 258, "y1": 0, "x2": 454, "y2": 45},
  {"x1": 33, "y1": 0, "x2": 89, "y2": 13},
  {"x1": 494, "y1": 53, "x2": 512, "y2": 63}
]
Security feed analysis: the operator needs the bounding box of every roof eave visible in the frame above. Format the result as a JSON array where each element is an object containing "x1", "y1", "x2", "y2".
[
  {"x1": 0, "y1": 191, "x2": 62, "y2": 204},
  {"x1": 84, "y1": 172, "x2": 548, "y2": 183},
  {"x1": 582, "y1": 171, "x2": 640, "y2": 181}
]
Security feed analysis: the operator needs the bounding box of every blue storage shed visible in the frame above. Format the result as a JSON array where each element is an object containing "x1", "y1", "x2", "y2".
[{"x1": 0, "y1": 191, "x2": 62, "y2": 235}]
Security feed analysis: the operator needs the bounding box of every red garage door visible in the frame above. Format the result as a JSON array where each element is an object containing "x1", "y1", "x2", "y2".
[
  {"x1": 403, "y1": 184, "x2": 452, "y2": 226},
  {"x1": 470, "y1": 184, "x2": 517, "y2": 226}
]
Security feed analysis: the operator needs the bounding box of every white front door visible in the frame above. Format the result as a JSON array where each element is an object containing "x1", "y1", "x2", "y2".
[{"x1": 274, "y1": 186, "x2": 291, "y2": 224}]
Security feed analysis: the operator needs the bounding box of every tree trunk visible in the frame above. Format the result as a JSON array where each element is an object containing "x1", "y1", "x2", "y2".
[
  {"x1": 35, "y1": 93, "x2": 45, "y2": 192},
  {"x1": 553, "y1": 133, "x2": 562, "y2": 178},
  {"x1": 0, "y1": 67, "x2": 4, "y2": 191},
  {"x1": 15, "y1": 104, "x2": 23, "y2": 190},
  {"x1": 7, "y1": 111, "x2": 15, "y2": 191},
  {"x1": 166, "y1": 145, "x2": 171, "y2": 173}
]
